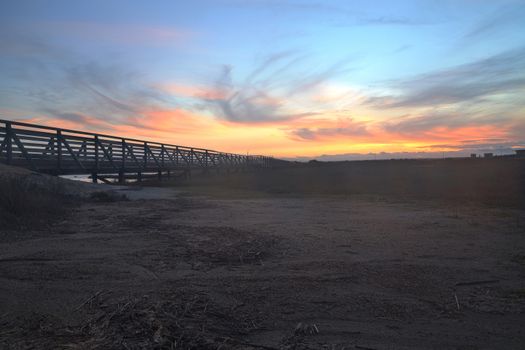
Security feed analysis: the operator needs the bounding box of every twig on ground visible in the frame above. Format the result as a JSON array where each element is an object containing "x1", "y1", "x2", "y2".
[
  {"x1": 355, "y1": 345, "x2": 377, "y2": 350},
  {"x1": 455, "y1": 280, "x2": 499, "y2": 287},
  {"x1": 73, "y1": 290, "x2": 106, "y2": 312},
  {"x1": 221, "y1": 337, "x2": 279, "y2": 350},
  {"x1": 294, "y1": 322, "x2": 320, "y2": 335},
  {"x1": 454, "y1": 293, "x2": 460, "y2": 311}
]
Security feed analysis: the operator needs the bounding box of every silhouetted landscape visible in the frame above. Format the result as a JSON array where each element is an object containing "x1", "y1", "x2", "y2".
[
  {"x1": 182, "y1": 158, "x2": 525, "y2": 207},
  {"x1": 1, "y1": 158, "x2": 524, "y2": 349}
]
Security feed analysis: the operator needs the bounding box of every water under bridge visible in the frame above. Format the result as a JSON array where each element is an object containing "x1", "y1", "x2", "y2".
[{"x1": 0, "y1": 119, "x2": 283, "y2": 183}]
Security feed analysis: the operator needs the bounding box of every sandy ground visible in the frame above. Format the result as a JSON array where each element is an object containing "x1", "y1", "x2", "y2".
[{"x1": 1, "y1": 184, "x2": 525, "y2": 349}]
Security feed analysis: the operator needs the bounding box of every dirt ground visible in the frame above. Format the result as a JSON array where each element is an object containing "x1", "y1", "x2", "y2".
[{"x1": 1, "y1": 181, "x2": 525, "y2": 349}]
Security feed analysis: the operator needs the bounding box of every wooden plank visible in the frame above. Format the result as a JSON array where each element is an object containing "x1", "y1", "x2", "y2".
[
  {"x1": 95, "y1": 140, "x2": 116, "y2": 169},
  {"x1": 60, "y1": 136, "x2": 85, "y2": 170},
  {"x1": 192, "y1": 149, "x2": 204, "y2": 166},
  {"x1": 177, "y1": 148, "x2": 191, "y2": 165},
  {"x1": 10, "y1": 134, "x2": 51, "y2": 143},
  {"x1": 57, "y1": 130, "x2": 62, "y2": 170},
  {"x1": 144, "y1": 143, "x2": 160, "y2": 168},
  {"x1": 0, "y1": 137, "x2": 7, "y2": 155},
  {"x1": 97, "y1": 176, "x2": 113, "y2": 184},
  {"x1": 76, "y1": 141, "x2": 87, "y2": 157},
  {"x1": 42, "y1": 137, "x2": 56, "y2": 156},
  {"x1": 124, "y1": 143, "x2": 141, "y2": 168},
  {"x1": 11, "y1": 132, "x2": 37, "y2": 170},
  {"x1": 163, "y1": 148, "x2": 177, "y2": 166},
  {"x1": 5, "y1": 122, "x2": 12, "y2": 164}
]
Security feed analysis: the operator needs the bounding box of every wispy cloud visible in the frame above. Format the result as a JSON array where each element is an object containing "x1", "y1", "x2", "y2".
[
  {"x1": 63, "y1": 61, "x2": 166, "y2": 116},
  {"x1": 382, "y1": 111, "x2": 508, "y2": 136},
  {"x1": 366, "y1": 46, "x2": 525, "y2": 109},
  {"x1": 220, "y1": 1, "x2": 350, "y2": 15},
  {"x1": 197, "y1": 52, "x2": 353, "y2": 123},
  {"x1": 422, "y1": 139, "x2": 525, "y2": 152},
  {"x1": 464, "y1": 3, "x2": 525, "y2": 40},
  {"x1": 354, "y1": 16, "x2": 428, "y2": 26},
  {"x1": 1, "y1": 27, "x2": 172, "y2": 119},
  {"x1": 0, "y1": 27, "x2": 237, "y2": 145},
  {"x1": 288, "y1": 118, "x2": 370, "y2": 141},
  {"x1": 223, "y1": 1, "x2": 432, "y2": 28},
  {"x1": 0, "y1": 29, "x2": 56, "y2": 57},
  {"x1": 14, "y1": 21, "x2": 193, "y2": 47}
]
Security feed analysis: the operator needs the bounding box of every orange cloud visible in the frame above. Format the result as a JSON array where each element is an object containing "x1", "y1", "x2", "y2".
[
  {"x1": 9, "y1": 104, "x2": 521, "y2": 159},
  {"x1": 159, "y1": 83, "x2": 228, "y2": 100}
]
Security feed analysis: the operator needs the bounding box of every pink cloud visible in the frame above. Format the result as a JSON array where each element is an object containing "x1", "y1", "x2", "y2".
[
  {"x1": 159, "y1": 83, "x2": 228, "y2": 100},
  {"x1": 38, "y1": 21, "x2": 194, "y2": 46}
]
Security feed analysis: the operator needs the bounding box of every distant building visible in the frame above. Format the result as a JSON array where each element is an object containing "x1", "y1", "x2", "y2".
[
  {"x1": 516, "y1": 149, "x2": 525, "y2": 158},
  {"x1": 484, "y1": 153, "x2": 494, "y2": 158},
  {"x1": 470, "y1": 153, "x2": 477, "y2": 158}
]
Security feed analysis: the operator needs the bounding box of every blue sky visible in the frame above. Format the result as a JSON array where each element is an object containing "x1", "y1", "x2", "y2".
[{"x1": 1, "y1": 0, "x2": 524, "y2": 158}]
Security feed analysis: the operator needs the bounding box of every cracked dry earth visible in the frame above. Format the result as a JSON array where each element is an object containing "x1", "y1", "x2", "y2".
[{"x1": 1, "y1": 188, "x2": 525, "y2": 349}]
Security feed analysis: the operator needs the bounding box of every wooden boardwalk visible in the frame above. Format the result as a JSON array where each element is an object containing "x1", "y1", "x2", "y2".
[{"x1": 0, "y1": 119, "x2": 281, "y2": 182}]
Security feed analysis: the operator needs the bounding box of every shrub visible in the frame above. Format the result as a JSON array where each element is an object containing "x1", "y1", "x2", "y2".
[
  {"x1": 0, "y1": 175, "x2": 75, "y2": 229},
  {"x1": 89, "y1": 190, "x2": 128, "y2": 203}
]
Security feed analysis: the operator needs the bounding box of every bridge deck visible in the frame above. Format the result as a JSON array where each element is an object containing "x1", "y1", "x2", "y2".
[{"x1": 0, "y1": 119, "x2": 279, "y2": 180}]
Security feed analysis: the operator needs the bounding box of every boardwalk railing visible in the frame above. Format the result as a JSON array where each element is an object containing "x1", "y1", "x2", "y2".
[{"x1": 0, "y1": 119, "x2": 279, "y2": 182}]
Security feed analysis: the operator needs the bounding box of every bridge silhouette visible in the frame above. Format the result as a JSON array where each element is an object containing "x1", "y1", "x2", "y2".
[{"x1": 0, "y1": 119, "x2": 283, "y2": 183}]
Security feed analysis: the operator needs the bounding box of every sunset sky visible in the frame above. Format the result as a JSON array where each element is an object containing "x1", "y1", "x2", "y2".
[{"x1": 1, "y1": 0, "x2": 524, "y2": 160}]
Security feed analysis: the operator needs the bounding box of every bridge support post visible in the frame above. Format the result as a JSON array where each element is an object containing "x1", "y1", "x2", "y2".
[
  {"x1": 94, "y1": 135, "x2": 99, "y2": 177},
  {"x1": 5, "y1": 121, "x2": 12, "y2": 165},
  {"x1": 57, "y1": 130, "x2": 62, "y2": 172},
  {"x1": 204, "y1": 150, "x2": 209, "y2": 174},
  {"x1": 120, "y1": 139, "x2": 126, "y2": 182}
]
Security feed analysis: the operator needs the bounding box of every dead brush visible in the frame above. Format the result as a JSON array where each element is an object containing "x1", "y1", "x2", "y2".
[
  {"x1": 89, "y1": 190, "x2": 128, "y2": 203},
  {"x1": 181, "y1": 226, "x2": 279, "y2": 267},
  {"x1": 67, "y1": 291, "x2": 265, "y2": 349},
  {"x1": 0, "y1": 175, "x2": 76, "y2": 229}
]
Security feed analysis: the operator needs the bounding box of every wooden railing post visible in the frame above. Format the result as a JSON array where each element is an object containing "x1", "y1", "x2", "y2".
[
  {"x1": 93, "y1": 135, "x2": 99, "y2": 183},
  {"x1": 161, "y1": 144, "x2": 165, "y2": 169},
  {"x1": 143, "y1": 142, "x2": 148, "y2": 168},
  {"x1": 57, "y1": 130, "x2": 62, "y2": 172},
  {"x1": 5, "y1": 121, "x2": 12, "y2": 165},
  {"x1": 119, "y1": 138, "x2": 126, "y2": 183}
]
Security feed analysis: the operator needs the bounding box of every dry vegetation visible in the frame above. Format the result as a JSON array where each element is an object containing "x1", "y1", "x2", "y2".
[
  {"x1": 0, "y1": 164, "x2": 125, "y2": 230},
  {"x1": 1, "y1": 159, "x2": 524, "y2": 349},
  {"x1": 0, "y1": 171, "x2": 74, "y2": 229},
  {"x1": 3, "y1": 289, "x2": 271, "y2": 349},
  {"x1": 177, "y1": 158, "x2": 525, "y2": 207}
]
